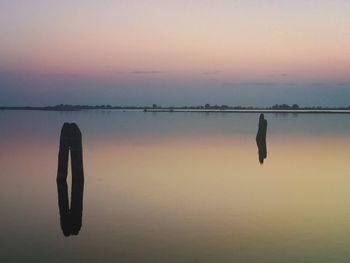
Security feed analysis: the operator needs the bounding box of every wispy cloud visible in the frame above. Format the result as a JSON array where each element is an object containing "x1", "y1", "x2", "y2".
[
  {"x1": 201, "y1": 70, "x2": 221, "y2": 75},
  {"x1": 129, "y1": 70, "x2": 164, "y2": 74},
  {"x1": 39, "y1": 73, "x2": 82, "y2": 78},
  {"x1": 222, "y1": 82, "x2": 275, "y2": 87}
]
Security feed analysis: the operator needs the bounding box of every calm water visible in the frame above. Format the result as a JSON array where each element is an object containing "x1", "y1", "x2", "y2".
[{"x1": 1, "y1": 110, "x2": 350, "y2": 262}]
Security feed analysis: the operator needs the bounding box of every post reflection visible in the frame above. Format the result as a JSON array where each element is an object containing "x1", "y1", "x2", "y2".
[
  {"x1": 56, "y1": 123, "x2": 84, "y2": 236},
  {"x1": 256, "y1": 114, "x2": 268, "y2": 164}
]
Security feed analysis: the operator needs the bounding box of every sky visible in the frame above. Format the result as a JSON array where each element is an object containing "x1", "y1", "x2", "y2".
[{"x1": 0, "y1": 0, "x2": 349, "y2": 106}]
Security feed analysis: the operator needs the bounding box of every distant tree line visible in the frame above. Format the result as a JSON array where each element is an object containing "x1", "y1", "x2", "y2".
[
  {"x1": 1, "y1": 103, "x2": 350, "y2": 111},
  {"x1": 146, "y1": 103, "x2": 350, "y2": 110},
  {"x1": 147, "y1": 103, "x2": 350, "y2": 110}
]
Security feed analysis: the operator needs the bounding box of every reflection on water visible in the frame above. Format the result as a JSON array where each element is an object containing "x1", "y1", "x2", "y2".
[
  {"x1": 57, "y1": 180, "x2": 84, "y2": 236},
  {"x1": 57, "y1": 123, "x2": 84, "y2": 236},
  {"x1": 1, "y1": 111, "x2": 350, "y2": 262},
  {"x1": 256, "y1": 113, "x2": 268, "y2": 164}
]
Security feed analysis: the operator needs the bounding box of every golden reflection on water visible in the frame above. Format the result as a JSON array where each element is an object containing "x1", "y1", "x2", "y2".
[
  {"x1": 83, "y1": 135, "x2": 350, "y2": 253},
  {"x1": 1, "y1": 112, "x2": 350, "y2": 262}
]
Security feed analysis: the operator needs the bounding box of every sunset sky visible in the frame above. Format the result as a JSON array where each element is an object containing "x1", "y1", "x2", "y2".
[{"x1": 0, "y1": 0, "x2": 349, "y2": 106}]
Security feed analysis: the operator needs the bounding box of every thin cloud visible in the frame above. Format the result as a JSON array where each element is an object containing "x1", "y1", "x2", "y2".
[
  {"x1": 129, "y1": 70, "x2": 165, "y2": 74},
  {"x1": 222, "y1": 82, "x2": 276, "y2": 86},
  {"x1": 39, "y1": 73, "x2": 82, "y2": 78},
  {"x1": 201, "y1": 70, "x2": 221, "y2": 75}
]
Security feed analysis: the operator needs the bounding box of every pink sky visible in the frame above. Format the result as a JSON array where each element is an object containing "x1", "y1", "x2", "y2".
[{"x1": 0, "y1": 0, "x2": 349, "y2": 105}]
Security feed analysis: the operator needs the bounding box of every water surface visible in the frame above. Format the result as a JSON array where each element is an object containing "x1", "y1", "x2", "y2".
[{"x1": 1, "y1": 110, "x2": 350, "y2": 262}]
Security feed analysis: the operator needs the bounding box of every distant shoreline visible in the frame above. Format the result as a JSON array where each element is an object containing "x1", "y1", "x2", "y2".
[
  {"x1": 144, "y1": 109, "x2": 350, "y2": 114},
  {"x1": 1, "y1": 106, "x2": 350, "y2": 114}
]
